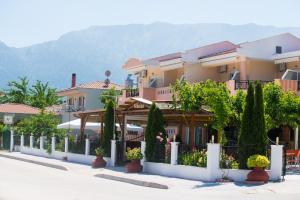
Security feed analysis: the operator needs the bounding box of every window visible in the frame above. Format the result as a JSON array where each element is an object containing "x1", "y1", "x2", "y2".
[
  {"x1": 78, "y1": 97, "x2": 85, "y2": 107},
  {"x1": 68, "y1": 98, "x2": 74, "y2": 106},
  {"x1": 276, "y1": 46, "x2": 282, "y2": 54},
  {"x1": 194, "y1": 127, "x2": 202, "y2": 146},
  {"x1": 282, "y1": 69, "x2": 300, "y2": 80},
  {"x1": 230, "y1": 71, "x2": 240, "y2": 80},
  {"x1": 218, "y1": 65, "x2": 227, "y2": 73}
]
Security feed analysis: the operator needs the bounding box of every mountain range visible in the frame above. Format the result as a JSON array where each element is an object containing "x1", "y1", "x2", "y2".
[{"x1": 1, "y1": 22, "x2": 300, "y2": 89}]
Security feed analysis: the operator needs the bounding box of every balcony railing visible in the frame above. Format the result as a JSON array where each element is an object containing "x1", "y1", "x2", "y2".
[
  {"x1": 156, "y1": 86, "x2": 173, "y2": 101},
  {"x1": 125, "y1": 88, "x2": 139, "y2": 98},
  {"x1": 234, "y1": 80, "x2": 271, "y2": 90},
  {"x1": 63, "y1": 104, "x2": 85, "y2": 112}
]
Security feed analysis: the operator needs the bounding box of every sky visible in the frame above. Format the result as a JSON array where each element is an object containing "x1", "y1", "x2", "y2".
[{"x1": 1, "y1": 0, "x2": 300, "y2": 47}]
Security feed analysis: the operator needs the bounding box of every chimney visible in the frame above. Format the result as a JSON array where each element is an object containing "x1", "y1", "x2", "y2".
[{"x1": 71, "y1": 73, "x2": 76, "y2": 87}]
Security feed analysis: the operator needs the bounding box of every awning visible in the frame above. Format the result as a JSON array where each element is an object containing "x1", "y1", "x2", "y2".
[
  {"x1": 275, "y1": 56, "x2": 300, "y2": 64},
  {"x1": 57, "y1": 119, "x2": 143, "y2": 132}
]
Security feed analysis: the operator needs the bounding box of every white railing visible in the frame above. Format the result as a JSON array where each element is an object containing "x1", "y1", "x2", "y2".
[
  {"x1": 13, "y1": 134, "x2": 283, "y2": 182},
  {"x1": 140, "y1": 141, "x2": 283, "y2": 182},
  {"x1": 16, "y1": 135, "x2": 114, "y2": 166}
]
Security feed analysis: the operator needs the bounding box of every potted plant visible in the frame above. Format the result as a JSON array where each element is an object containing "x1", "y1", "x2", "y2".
[
  {"x1": 125, "y1": 148, "x2": 143, "y2": 173},
  {"x1": 246, "y1": 154, "x2": 270, "y2": 183},
  {"x1": 92, "y1": 147, "x2": 107, "y2": 168}
]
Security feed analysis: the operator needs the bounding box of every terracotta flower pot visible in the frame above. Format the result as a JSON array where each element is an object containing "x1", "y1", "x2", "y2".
[
  {"x1": 247, "y1": 167, "x2": 269, "y2": 183},
  {"x1": 92, "y1": 156, "x2": 107, "y2": 168},
  {"x1": 125, "y1": 159, "x2": 143, "y2": 173}
]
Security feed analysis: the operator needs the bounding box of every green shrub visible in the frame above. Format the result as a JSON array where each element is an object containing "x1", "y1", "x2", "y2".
[
  {"x1": 179, "y1": 150, "x2": 207, "y2": 167},
  {"x1": 55, "y1": 139, "x2": 65, "y2": 152},
  {"x1": 126, "y1": 148, "x2": 143, "y2": 161},
  {"x1": 95, "y1": 147, "x2": 105, "y2": 157},
  {"x1": 247, "y1": 154, "x2": 270, "y2": 169},
  {"x1": 68, "y1": 135, "x2": 85, "y2": 154},
  {"x1": 220, "y1": 153, "x2": 239, "y2": 169}
]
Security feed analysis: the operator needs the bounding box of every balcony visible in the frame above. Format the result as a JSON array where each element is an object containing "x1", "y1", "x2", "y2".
[
  {"x1": 62, "y1": 104, "x2": 85, "y2": 112},
  {"x1": 155, "y1": 86, "x2": 173, "y2": 101},
  {"x1": 125, "y1": 88, "x2": 139, "y2": 98},
  {"x1": 226, "y1": 80, "x2": 271, "y2": 95},
  {"x1": 234, "y1": 80, "x2": 271, "y2": 90},
  {"x1": 275, "y1": 79, "x2": 300, "y2": 95},
  {"x1": 226, "y1": 79, "x2": 300, "y2": 96},
  {"x1": 121, "y1": 86, "x2": 173, "y2": 103}
]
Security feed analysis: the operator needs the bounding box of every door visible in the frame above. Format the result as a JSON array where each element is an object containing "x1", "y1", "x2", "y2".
[{"x1": 2, "y1": 129, "x2": 11, "y2": 150}]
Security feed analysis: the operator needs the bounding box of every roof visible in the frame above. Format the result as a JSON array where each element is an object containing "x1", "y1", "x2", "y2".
[
  {"x1": 144, "y1": 52, "x2": 182, "y2": 66},
  {"x1": 58, "y1": 81, "x2": 123, "y2": 94},
  {"x1": 240, "y1": 33, "x2": 299, "y2": 46},
  {"x1": 0, "y1": 103, "x2": 40, "y2": 115},
  {"x1": 183, "y1": 41, "x2": 239, "y2": 62},
  {"x1": 123, "y1": 58, "x2": 144, "y2": 69},
  {"x1": 198, "y1": 48, "x2": 237, "y2": 59}
]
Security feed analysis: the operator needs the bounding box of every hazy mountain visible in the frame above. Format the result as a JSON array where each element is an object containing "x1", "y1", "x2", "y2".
[{"x1": 1, "y1": 22, "x2": 300, "y2": 89}]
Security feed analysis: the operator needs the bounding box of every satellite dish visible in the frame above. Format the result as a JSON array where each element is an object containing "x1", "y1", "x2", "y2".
[
  {"x1": 104, "y1": 70, "x2": 111, "y2": 87},
  {"x1": 105, "y1": 70, "x2": 111, "y2": 77}
]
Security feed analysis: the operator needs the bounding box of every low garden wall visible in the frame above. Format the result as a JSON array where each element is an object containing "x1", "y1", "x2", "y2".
[
  {"x1": 143, "y1": 162, "x2": 210, "y2": 181},
  {"x1": 20, "y1": 146, "x2": 112, "y2": 166},
  {"x1": 143, "y1": 161, "x2": 272, "y2": 182},
  {"x1": 142, "y1": 161, "x2": 256, "y2": 182},
  {"x1": 12, "y1": 134, "x2": 283, "y2": 183},
  {"x1": 141, "y1": 142, "x2": 282, "y2": 182},
  {"x1": 17, "y1": 135, "x2": 114, "y2": 167}
]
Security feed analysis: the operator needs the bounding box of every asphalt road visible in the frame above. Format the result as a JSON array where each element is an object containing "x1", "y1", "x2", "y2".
[{"x1": 0, "y1": 157, "x2": 299, "y2": 200}]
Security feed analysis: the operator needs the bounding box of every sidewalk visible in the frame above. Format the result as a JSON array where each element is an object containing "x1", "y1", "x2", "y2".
[
  {"x1": 1, "y1": 151, "x2": 300, "y2": 194},
  {"x1": 0, "y1": 151, "x2": 201, "y2": 189}
]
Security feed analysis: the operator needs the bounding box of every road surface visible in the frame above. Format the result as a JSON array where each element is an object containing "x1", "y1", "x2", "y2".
[{"x1": 0, "y1": 156, "x2": 299, "y2": 200}]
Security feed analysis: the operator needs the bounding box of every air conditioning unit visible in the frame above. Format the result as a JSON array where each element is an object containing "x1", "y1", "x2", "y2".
[
  {"x1": 218, "y1": 65, "x2": 227, "y2": 73},
  {"x1": 278, "y1": 63, "x2": 287, "y2": 72},
  {"x1": 141, "y1": 70, "x2": 147, "y2": 78}
]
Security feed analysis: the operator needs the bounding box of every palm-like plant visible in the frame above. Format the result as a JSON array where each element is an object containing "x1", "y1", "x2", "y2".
[
  {"x1": 4, "y1": 77, "x2": 30, "y2": 104},
  {"x1": 30, "y1": 80, "x2": 60, "y2": 109}
]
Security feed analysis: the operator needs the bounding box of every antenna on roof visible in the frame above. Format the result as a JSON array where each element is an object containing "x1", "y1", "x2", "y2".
[{"x1": 104, "y1": 70, "x2": 111, "y2": 87}]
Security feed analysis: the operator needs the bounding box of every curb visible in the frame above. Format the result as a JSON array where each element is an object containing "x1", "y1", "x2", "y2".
[
  {"x1": 95, "y1": 174, "x2": 168, "y2": 189},
  {"x1": 0, "y1": 153, "x2": 68, "y2": 171}
]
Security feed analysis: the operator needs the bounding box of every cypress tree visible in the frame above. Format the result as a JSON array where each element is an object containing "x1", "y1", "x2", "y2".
[
  {"x1": 151, "y1": 107, "x2": 167, "y2": 162},
  {"x1": 145, "y1": 103, "x2": 156, "y2": 161},
  {"x1": 102, "y1": 100, "x2": 114, "y2": 156},
  {"x1": 253, "y1": 82, "x2": 267, "y2": 155},
  {"x1": 238, "y1": 83, "x2": 255, "y2": 169}
]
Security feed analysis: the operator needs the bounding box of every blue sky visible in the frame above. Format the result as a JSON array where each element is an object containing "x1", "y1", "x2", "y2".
[{"x1": 1, "y1": 0, "x2": 300, "y2": 47}]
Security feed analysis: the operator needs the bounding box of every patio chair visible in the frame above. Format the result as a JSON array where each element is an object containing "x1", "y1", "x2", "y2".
[{"x1": 286, "y1": 150, "x2": 297, "y2": 169}]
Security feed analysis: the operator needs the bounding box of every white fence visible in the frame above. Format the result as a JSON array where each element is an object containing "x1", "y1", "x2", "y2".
[
  {"x1": 15, "y1": 135, "x2": 115, "y2": 167},
  {"x1": 141, "y1": 142, "x2": 282, "y2": 182},
  {"x1": 11, "y1": 133, "x2": 283, "y2": 182}
]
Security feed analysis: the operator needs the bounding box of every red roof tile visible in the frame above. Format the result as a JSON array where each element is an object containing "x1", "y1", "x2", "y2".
[
  {"x1": 59, "y1": 81, "x2": 123, "y2": 93},
  {"x1": 183, "y1": 41, "x2": 239, "y2": 61},
  {"x1": 123, "y1": 58, "x2": 144, "y2": 69},
  {"x1": 0, "y1": 103, "x2": 40, "y2": 114}
]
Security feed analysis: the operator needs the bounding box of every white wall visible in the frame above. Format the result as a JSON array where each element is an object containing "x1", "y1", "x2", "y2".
[
  {"x1": 142, "y1": 143, "x2": 282, "y2": 182},
  {"x1": 20, "y1": 146, "x2": 112, "y2": 166},
  {"x1": 238, "y1": 33, "x2": 300, "y2": 60},
  {"x1": 143, "y1": 162, "x2": 210, "y2": 181},
  {"x1": 143, "y1": 162, "x2": 272, "y2": 182}
]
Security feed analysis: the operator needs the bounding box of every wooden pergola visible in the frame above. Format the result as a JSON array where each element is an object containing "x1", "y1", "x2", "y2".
[{"x1": 74, "y1": 97, "x2": 214, "y2": 147}]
